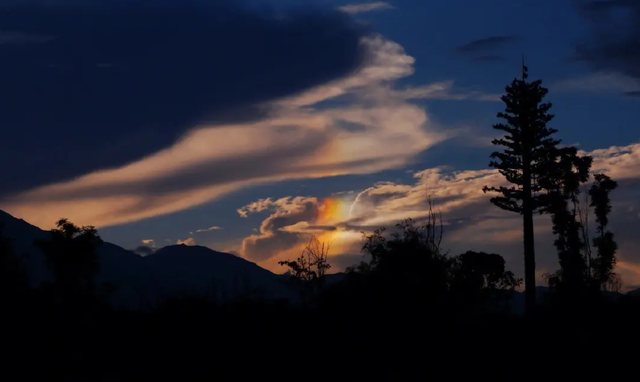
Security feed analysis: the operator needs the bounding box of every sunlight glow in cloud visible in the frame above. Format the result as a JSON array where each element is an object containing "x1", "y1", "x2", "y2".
[{"x1": 237, "y1": 195, "x2": 360, "y2": 271}]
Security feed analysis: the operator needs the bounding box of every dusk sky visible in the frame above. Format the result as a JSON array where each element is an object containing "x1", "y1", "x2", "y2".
[{"x1": 1, "y1": 0, "x2": 639, "y2": 288}]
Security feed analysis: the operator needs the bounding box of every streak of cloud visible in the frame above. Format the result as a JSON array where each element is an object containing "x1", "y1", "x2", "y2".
[
  {"x1": 196, "y1": 226, "x2": 222, "y2": 233},
  {"x1": 0, "y1": 0, "x2": 366, "y2": 195},
  {"x1": 393, "y1": 81, "x2": 501, "y2": 101},
  {"x1": 338, "y1": 2, "x2": 394, "y2": 15}
]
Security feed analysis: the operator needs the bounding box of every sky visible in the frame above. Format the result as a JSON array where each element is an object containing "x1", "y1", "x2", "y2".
[{"x1": 1, "y1": 0, "x2": 640, "y2": 288}]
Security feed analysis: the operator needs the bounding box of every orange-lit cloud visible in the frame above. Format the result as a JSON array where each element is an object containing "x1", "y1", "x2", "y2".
[
  {"x1": 236, "y1": 195, "x2": 360, "y2": 270},
  {"x1": 617, "y1": 261, "x2": 640, "y2": 291},
  {"x1": 240, "y1": 142, "x2": 640, "y2": 288},
  {"x1": 1, "y1": 35, "x2": 459, "y2": 230},
  {"x1": 317, "y1": 197, "x2": 352, "y2": 224},
  {"x1": 176, "y1": 238, "x2": 197, "y2": 246}
]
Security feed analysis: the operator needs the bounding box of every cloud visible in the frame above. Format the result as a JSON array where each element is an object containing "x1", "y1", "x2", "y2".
[
  {"x1": 141, "y1": 239, "x2": 156, "y2": 248},
  {"x1": 347, "y1": 168, "x2": 506, "y2": 228},
  {"x1": 587, "y1": 142, "x2": 640, "y2": 180},
  {"x1": 177, "y1": 238, "x2": 197, "y2": 246},
  {"x1": 240, "y1": 197, "x2": 321, "y2": 262},
  {"x1": 553, "y1": 72, "x2": 640, "y2": 96},
  {"x1": 196, "y1": 226, "x2": 222, "y2": 233},
  {"x1": 393, "y1": 81, "x2": 501, "y2": 101},
  {"x1": 238, "y1": 195, "x2": 362, "y2": 270},
  {"x1": 235, "y1": 167, "x2": 508, "y2": 266},
  {"x1": 238, "y1": 198, "x2": 279, "y2": 218},
  {"x1": 574, "y1": 1, "x2": 640, "y2": 81},
  {"x1": 280, "y1": 222, "x2": 337, "y2": 234},
  {"x1": 236, "y1": 167, "x2": 514, "y2": 272},
  {"x1": 0, "y1": 0, "x2": 366, "y2": 195},
  {"x1": 338, "y1": 2, "x2": 394, "y2": 15},
  {"x1": 239, "y1": 141, "x2": 640, "y2": 288},
  {"x1": 2, "y1": 34, "x2": 451, "y2": 229},
  {"x1": 455, "y1": 36, "x2": 518, "y2": 61},
  {"x1": 133, "y1": 245, "x2": 155, "y2": 257}
]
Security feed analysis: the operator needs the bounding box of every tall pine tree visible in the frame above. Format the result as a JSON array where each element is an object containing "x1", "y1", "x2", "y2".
[{"x1": 483, "y1": 64, "x2": 560, "y2": 313}]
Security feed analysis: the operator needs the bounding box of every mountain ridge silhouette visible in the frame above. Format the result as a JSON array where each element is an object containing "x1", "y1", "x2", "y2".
[{"x1": 0, "y1": 210, "x2": 297, "y2": 307}]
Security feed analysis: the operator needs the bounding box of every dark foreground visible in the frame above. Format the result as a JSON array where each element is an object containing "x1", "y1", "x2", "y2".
[{"x1": 3, "y1": 290, "x2": 640, "y2": 382}]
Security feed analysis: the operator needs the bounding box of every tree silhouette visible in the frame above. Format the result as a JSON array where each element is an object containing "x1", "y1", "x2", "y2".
[
  {"x1": 279, "y1": 235, "x2": 331, "y2": 304},
  {"x1": 589, "y1": 174, "x2": 619, "y2": 290},
  {"x1": 36, "y1": 218, "x2": 102, "y2": 304},
  {"x1": 539, "y1": 147, "x2": 593, "y2": 292},
  {"x1": 350, "y1": 216, "x2": 449, "y2": 301},
  {"x1": 483, "y1": 64, "x2": 561, "y2": 313},
  {"x1": 451, "y1": 251, "x2": 522, "y2": 294}
]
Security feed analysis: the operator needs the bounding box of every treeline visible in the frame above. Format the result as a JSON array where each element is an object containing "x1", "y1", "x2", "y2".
[{"x1": 1, "y1": 212, "x2": 639, "y2": 382}]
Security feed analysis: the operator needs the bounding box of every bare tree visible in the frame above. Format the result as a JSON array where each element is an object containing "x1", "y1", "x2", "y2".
[{"x1": 279, "y1": 236, "x2": 332, "y2": 304}]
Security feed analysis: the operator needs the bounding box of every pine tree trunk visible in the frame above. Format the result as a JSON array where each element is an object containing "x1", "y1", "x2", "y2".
[{"x1": 522, "y1": 159, "x2": 537, "y2": 314}]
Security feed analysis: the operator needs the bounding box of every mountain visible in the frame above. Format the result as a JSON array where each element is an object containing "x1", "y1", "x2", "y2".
[
  {"x1": 141, "y1": 245, "x2": 293, "y2": 304},
  {"x1": 0, "y1": 210, "x2": 293, "y2": 308}
]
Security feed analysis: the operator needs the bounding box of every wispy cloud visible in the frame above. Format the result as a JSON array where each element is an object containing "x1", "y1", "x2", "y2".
[
  {"x1": 338, "y1": 2, "x2": 394, "y2": 15},
  {"x1": 238, "y1": 198, "x2": 279, "y2": 218},
  {"x1": 196, "y1": 226, "x2": 222, "y2": 233},
  {"x1": 2, "y1": 34, "x2": 450, "y2": 229},
  {"x1": 240, "y1": 197, "x2": 321, "y2": 262},
  {"x1": 393, "y1": 81, "x2": 501, "y2": 101},
  {"x1": 0, "y1": 1, "x2": 367, "y2": 196}
]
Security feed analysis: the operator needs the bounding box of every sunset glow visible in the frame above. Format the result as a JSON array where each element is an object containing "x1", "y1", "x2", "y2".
[{"x1": 317, "y1": 197, "x2": 352, "y2": 224}]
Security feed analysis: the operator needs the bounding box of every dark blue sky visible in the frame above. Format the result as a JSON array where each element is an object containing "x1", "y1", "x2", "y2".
[{"x1": 2, "y1": 0, "x2": 639, "y2": 283}]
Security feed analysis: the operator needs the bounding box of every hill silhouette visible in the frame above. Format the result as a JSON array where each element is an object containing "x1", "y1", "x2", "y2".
[
  {"x1": 0, "y1": 210, "x2": 295, "y2": 307},
  {"x1": 1, "y1": 209, "x2": 633, "y2": 312}
]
